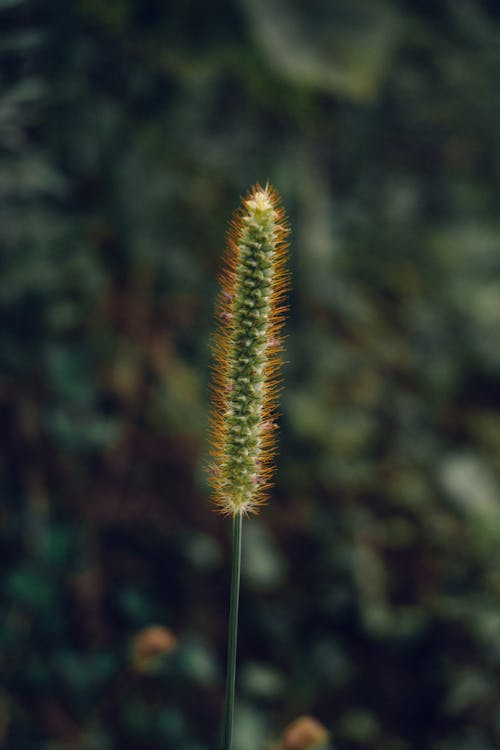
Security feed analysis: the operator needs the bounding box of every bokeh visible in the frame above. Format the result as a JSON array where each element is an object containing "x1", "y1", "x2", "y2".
[{"x1": 2, "y1": 1, "x2": 500, "y2": 748}]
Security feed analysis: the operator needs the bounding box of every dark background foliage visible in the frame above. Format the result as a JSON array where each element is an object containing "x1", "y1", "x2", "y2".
[{"x1": 2, "y1": 0, "x2": 500, "y2": 748}]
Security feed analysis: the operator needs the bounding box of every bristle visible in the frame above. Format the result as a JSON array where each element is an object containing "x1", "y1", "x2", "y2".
[{"x1": 207, "y1": 183, "x2": 290, "y2": 515}]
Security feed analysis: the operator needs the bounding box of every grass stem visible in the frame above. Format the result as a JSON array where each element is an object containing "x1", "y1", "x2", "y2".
[{"x1": 222, "y1": 512, "x2": 243, "y2": 750}]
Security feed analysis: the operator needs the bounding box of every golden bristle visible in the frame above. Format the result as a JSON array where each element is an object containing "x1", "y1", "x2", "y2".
[{"x1": 207, "y1": 183, "x2": 290, "y2": 515}]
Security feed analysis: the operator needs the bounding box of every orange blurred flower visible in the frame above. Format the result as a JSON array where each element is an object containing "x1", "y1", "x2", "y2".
[
  {"x1": 130, "y1": 625, "x2": 177, "y2": 673},
  {"x1": 278, "y1": 715, "x2": 330, "y2": 750}
]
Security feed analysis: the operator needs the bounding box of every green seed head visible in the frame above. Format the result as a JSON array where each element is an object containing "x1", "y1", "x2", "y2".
[{"x1": 208, "y1": 184, "x2": 289, "y2": 515}]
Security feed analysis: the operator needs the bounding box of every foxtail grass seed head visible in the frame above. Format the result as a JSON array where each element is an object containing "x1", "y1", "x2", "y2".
[{"x1": 208, "y1": 183, "x2": 290, "y2": 516}]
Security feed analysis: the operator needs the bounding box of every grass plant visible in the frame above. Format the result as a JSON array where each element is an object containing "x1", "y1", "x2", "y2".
[{"x1": 207, "y1": 184, "x2": 290, "y2": 749}]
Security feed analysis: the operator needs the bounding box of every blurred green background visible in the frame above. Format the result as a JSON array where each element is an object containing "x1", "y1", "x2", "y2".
[{"x1": 2, "y1": 0, "x2": 500, "y2": 748}]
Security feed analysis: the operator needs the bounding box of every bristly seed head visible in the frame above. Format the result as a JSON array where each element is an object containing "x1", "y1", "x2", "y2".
[{"x1": 208, "y1": 183, "x2": 290, "y2": 516}]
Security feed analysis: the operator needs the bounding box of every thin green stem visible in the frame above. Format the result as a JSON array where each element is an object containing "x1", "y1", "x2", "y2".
[{"x1": 222, "y1": 512, "x2": 243, "y2": 750}]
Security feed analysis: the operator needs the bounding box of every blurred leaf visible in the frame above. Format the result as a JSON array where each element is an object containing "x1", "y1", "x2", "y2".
[
  {"x1": 176, "y1": 638, "x2": 219, "y2": 687},
  {"x1": 338, "y1": 709, "x2": 381, "y2": 743},
  {"x1": 244, "y1": 0, "x2": 402, "y2": 100},
  {"x1": 241, "y1": 662, "x2": 285, "y2": 699},
  {"x1": 233, "y1": 702, "x2": 268, "y2": 750},
  {"x1": 439, "y1": 454, "x2": 500, "y2": 527},
  {"x1": 242, "y1": 520, "x2": 287, "y2": 590},
  {"x1": 445, "y1": 669, "x2": 495, "y2": 715}
]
